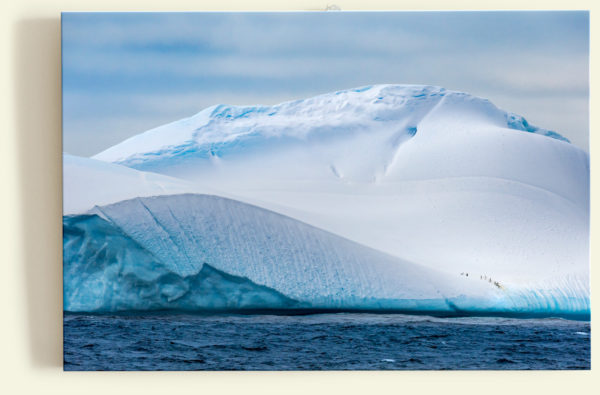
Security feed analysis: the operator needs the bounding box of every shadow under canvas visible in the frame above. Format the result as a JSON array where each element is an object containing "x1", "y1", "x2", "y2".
[{"x1": 13, "y1": 17, "x2": 63, "y2": 368}]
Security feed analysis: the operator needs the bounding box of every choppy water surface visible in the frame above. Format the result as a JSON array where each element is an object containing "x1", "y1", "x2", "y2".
[{"x1": 64, "y1": 313, "x2": 590, "y2": 370}]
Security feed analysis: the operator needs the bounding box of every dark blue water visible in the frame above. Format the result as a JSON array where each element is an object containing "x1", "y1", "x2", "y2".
[{"x1": 63, "y1": 313, "x2": 590, "y2": 370}]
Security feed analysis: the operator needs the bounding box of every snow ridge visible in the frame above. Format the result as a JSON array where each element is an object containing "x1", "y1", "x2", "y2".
[{"x1": 93, "y1": 84, "x2": 568, "y2": 169}]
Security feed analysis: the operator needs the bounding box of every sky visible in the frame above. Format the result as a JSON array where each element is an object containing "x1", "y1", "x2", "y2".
[{"x1": 62, "y1": 11, "x2": 590, "y2": 156}]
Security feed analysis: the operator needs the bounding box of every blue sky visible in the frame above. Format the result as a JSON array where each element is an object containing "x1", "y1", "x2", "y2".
[{"x1": 62, "y1": 11, "x2": 589, "y2": 156}]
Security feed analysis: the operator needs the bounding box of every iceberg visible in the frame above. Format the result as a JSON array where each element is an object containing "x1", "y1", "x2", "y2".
[
  {"x1": 63, "y1": 194, "x2": 589, "y2": 317},
  {"x1": 63, "y1": 84, "x2": 590, "y2": 317},
  {"x1": 65, "y1": 194, "x2": 461, "y2": 312}
]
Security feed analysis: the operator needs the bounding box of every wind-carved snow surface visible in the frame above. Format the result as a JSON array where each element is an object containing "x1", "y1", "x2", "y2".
[{"x1": 62, "y1": 84, "x2": 589, "y2": 317}]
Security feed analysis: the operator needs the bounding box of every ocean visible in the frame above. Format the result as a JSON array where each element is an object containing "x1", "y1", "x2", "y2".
[{"x1": 63, "y1": 313, "x2": 590, "y2": 371}]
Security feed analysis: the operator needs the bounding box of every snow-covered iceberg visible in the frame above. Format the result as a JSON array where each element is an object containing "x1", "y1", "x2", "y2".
[{"x1": 63, "y1": 84, "x2": 590, "y2": 318}]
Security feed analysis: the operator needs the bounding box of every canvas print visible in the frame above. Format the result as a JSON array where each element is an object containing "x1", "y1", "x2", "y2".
[{"x1": 62, "y1": 11, "x2": 590, "y2": 370}]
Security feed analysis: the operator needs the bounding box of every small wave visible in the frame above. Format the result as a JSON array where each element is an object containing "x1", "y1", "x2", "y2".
[
  {"x1": 496, "y1": 358, "x2": 516, "y2": 364},
  {"x1": 241, "y1": 345, "x2": 268, "y2": 352}
]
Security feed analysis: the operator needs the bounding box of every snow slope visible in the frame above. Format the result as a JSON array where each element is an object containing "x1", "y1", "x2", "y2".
[
  {"x1": 64, "y1": 153, "x2": 210, "y2": 214},
  {"x1": 89, "y1": 85, "x2": 589, "y2": 288},
  {"x1": 63, "y1": 194, "x2": 588, "y2": 316}
]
